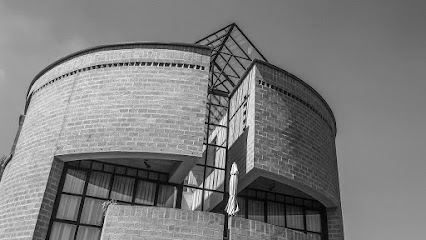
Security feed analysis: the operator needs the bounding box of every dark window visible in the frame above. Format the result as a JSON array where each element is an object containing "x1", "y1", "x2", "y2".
[
  {"x1": 47, "y1": 160, "x2": 176, "y2": 240},
  {"x1": 238, "y1": 188, "x2": 327, "y2": 239}
]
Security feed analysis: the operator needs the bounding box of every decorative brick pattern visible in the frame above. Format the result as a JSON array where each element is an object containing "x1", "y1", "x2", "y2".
[
  {"x1": 31, "y1": 61, "x2": 206, "y2": 95},
  {"x1": 101, "y1": 205, "x2": 224, "y2": 240},
  {"x1": 257, "y1": 80, "x2": 333, "y2": 133},
  {"x1": 0, "y1": 45, "x2": 211, "y2": 240},
  {"x1": 229, "y1": 217, "x2": 320, "y2": 240},
  {"x1": 254, "y1": 61, "x2": 336, "y2": 135},
  {"x1": 28, "y1": 47, "x2": 210, "y2": 96}
]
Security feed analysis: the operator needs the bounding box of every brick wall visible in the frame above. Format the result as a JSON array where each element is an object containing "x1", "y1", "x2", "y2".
[
  {"x1": 30, "y1": 47, "x2": 211, "y2": 158},
  {"x1": 252, "y1": 62, "x2": 340, "y2": 206},
  {"x1": 0, "y1": 44, "x2": 210, "y2": 240},
  {"x1": 0, "y1": 68, "x2": 74, "y2": 239},
  {"x1": 326, "y1": 206, "x2": 345, "y2": 240},
  {"x1": 227, "y1": 61, "x2": 344, "y2": 240},
  {"x1": 101, "y1": 205, "x2": 224, "y2": 240},
  {"x1": 252, "y1": 61, "x2": 343, "y2": 240},
  {"x1": 229, "y1": 217, "x2": 320, "y2": 240}
]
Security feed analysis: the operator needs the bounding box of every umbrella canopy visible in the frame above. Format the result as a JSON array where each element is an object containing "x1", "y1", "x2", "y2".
[{"x1": 225, "y1": 162, "x2": 239, "y2": 216}]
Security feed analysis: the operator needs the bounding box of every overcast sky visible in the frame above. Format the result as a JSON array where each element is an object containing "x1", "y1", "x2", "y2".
[{"x1": 0, "y1": 0, "x2": 425, "y2": 239}]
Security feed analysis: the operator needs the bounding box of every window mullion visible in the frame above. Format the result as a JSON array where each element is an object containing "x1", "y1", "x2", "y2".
[{"x1": 73, "y1": 168, "x2": 91, "y2": 240}]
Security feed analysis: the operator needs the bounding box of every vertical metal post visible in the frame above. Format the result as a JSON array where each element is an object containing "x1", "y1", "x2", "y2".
[{"x1": 223, "y1": 94, "x2": 231, "y2": 240}]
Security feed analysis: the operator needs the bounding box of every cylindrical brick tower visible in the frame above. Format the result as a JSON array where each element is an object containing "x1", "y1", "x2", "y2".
[
  {"x1": 228, "y1": 60, "x2": 344, "y2": 240},
  {"x1": 0, "y1": 43, "x2": 211, "y2": 240}
]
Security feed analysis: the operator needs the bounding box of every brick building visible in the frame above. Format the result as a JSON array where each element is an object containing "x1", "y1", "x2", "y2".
[{"x1": 0, "y1": 23, "x2": 344, "y2": 240}]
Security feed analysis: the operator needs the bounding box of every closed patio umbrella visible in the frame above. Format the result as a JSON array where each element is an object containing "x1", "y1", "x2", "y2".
[{"x1": 225, "y1": 162, "x2": 239, "y2": 216}]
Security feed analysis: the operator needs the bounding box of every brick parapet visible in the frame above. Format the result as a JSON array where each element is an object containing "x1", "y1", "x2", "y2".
[
  {"x1": 101, "y1": 205, "x2": 224, "y2": 240},
  {"x1": 229, "y1": 217, "x2": 320, "y2": 240},
  {"x1": 28, "y1": 43, "x2": 211, "y2": 98}
]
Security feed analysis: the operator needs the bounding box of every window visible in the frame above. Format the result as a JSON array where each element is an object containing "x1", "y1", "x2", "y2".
[
  {"x1": 238, "y1": 188, "x2": 327, "y2": 239},
  {"x1": 47, "y1": 160, "x2": 177, "y2": 240}
]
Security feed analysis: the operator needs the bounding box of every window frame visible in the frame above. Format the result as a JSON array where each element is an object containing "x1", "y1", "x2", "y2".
[{"x1": 46, "y1": 160, "x2": 178, "y2": 240}]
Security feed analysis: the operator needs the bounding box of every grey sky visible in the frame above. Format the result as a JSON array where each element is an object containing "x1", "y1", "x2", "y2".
[{"x1": 0, "y1": 0, "x2": 425, "y2": 239}]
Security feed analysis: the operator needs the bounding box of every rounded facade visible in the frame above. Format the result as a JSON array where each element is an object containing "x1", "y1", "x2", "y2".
[
  {"x1": 0, "y1": 43, "x2": 211, "y2": 240},
  {"x1": 253, "y1": 61, "x2": 339, "y2": 207}
]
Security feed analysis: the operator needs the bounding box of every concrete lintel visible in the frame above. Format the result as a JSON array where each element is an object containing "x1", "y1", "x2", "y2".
[
  {"x1": 238, "y1": 168, "x2": 338, "y2": 208},
  {"x1": 56, "y1": 151, "x2": 200, "y2": 184}
]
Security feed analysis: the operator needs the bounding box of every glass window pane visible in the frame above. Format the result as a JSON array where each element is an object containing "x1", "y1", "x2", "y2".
[
  {"x1": 203, "y1": 190, "x2": 223, "y2": 212},
  {"x1": 49, "y1": 222, "x2": 76, "y2": 240},
  {"x1": 295, "y1": 198, "x2": 303, "y2": 205},
  {"x1": 230, "y1": 30, "x2": 265, "y2": 61},
  {"x1": 306, "y1": 209, "x2": 322, "y2": 232},
  {"x1": 204, "y1": 167, "x2": 225, "y2": 191},
  {"x1": 110, "y1": 176, "x2": 135, "y2": 202},
  {"x1": 80, "y1": 198, "x2": 104, "y2": 226},
  {"x1": 104, "y1": 164, "x2": 114, "y2": 173},
  {"x1": 67, "y1": 161, "x2": 80, "y2": 167},
  {"x1": 286, "y1": 205, "x2": 304, "y2": 230},
  {"x1": 313, "y1": 201, "x2": 322, "y2": 209},
  {"x1": 86, "y1": 172, "x2": 111, "y2": 198},
  {"x1": 246, "y1": 189, "x2": 256, "y2": 197},
  {"x1": 92, "y1": 162, "x2": 103, "y2": 171},
  {"x1": 235, "y1": 197, "x2": 245, "y2": 218},
  {"x1": 257, "y1": 191, "x2": 266, "y2": 199},
  {"x1": 206, "y1": 147, "x2": 226, "y2": 169},
  {"x1": 135, "y1": 180, "x2": 156, "y2": 205},
  {"x1": 80, "y1": 161, "x2": 91, "y2": 169},
  {"x1": 267, "y1": 193, "x2": 275, "y2": 201},
  {"x1": 56, "y1": 195, "x2": 81, "y2": 221},
  {"x1": 248, "y1": 199, "x2": 264, "y2": 222},
  {"x1": 149, "y1": 172, "x2": 159, "y2": 180},
  {"x1": 304, "y1": 200, "x2": 313, "y2": 208},
  {"x1": 63, "y1": 169, "x2": 86, "y2": 194},
  {"x1": 181, "y1": 187, "x2": 203, "y2": 211},
  {"x1": 157, "y1": 185, "x2": 176, "y2": 208},
  {"x1": 115, "y1": 166, "x2": 126, "y2": 175},
  {"x1": 267, "y1": 202, "x2": 285, "y2": 227},
  {"x1": 159, "y1": 174, "x2": 168, "y2": 182},
  {"x1": 76, "y1": 226, "x2": 101, "y2": 240},
  {"x1": 138, "y1": 170, "x2": 148, "y2": 179},
  {"x1": 184, "y1": 165, "x2": 204, "y2": 188},
  {"x1": 228, "y1": 57, "x2": 245, "y2": 77},
  {"x1": 127, "y1": 168, "x2": 137, "y2": 176}
]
